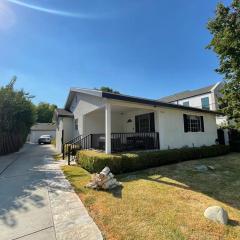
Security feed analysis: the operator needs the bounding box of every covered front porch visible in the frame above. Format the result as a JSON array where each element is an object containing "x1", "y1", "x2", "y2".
[{"x1": 70, "y1": 101, "x2": 160, "y2": 154}]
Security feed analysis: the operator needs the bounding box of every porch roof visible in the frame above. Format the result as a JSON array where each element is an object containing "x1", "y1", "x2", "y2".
[{"x1": 65, "y1": 88, "x2": 222, "y2": 115}]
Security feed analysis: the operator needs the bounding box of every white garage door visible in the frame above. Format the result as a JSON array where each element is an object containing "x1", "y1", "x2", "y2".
[{"x1": 30, "y1": 130, "x2": 56, "y2": 143}]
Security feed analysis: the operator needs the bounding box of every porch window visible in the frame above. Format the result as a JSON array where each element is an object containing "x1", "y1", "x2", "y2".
[
  {"x1": 183, "y1": 101, "x2": 189, "y2": 107},
  {"x1": 183, "y1": 114, "x2": 204, "y2": 132},
  {"x1": 135, "y1": 113, "x2": 155, "y2": 133}
]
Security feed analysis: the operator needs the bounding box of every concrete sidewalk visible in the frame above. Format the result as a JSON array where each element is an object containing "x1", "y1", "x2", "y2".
[{"x1": 0, "y1": 144, "x2": 102, "y2": 240}]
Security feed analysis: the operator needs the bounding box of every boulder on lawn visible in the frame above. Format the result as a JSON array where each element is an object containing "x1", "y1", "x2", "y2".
[{"x1": 204, "y1": 206, "x2": 228, "y2": 225}]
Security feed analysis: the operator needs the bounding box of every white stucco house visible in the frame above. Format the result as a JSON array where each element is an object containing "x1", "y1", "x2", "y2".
[
  {"x1": 159, "y1": 82, "x2": 227, "y2": 126},
  {"x1": 54, "y1": 88, "x2": 222, "y2": 155},
  {"x1": 29, "y1": 123, "x2": 56, "y2": 143}
]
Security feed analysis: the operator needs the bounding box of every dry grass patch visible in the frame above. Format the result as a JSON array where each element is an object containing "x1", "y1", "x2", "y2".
[{"x1": 62, "y1": 153, "x2": 240, "y2": 240}]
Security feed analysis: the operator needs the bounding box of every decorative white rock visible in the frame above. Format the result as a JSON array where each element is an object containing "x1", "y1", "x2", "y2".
[
  {"x1": 86, "y1": 166, "x2": 122, "y2": 190},
  {"x1": 195, "y1": 165, "x2": 208, "y2": 171},
  {"x1": 204, "y1": 206, "x2": 228, "y2": 225}
]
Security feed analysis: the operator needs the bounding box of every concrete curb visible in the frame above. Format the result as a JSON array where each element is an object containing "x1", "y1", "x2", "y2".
[{"x1": 44, "y1": 156, "x2": 103, "y2": 240}]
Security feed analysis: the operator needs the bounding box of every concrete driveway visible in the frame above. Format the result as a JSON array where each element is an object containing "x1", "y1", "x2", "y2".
[
  {"x1": 0, "y1": 144, "x2": 102, "y2": 240},
  {"x1": 0, "y1": 144, "x2": 56, "y2": 240}
]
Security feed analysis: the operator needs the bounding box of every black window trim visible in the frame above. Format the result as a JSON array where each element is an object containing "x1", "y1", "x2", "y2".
[{"x1": 183, "y1": 114, "x2": 204, "y2": 133}]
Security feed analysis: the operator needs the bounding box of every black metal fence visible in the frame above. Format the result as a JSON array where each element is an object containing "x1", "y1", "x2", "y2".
[
  {"x1": 91, "y1": 132, "x2": 159, "y2": 152},
  {"x1": 63, "y1": 132, "x2": 160, "y2": 164}
]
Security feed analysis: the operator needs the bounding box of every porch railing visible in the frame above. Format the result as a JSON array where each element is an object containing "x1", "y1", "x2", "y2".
[
  {"x1": 92, "y1": 132, "x2": 159, "y2": 152},
  {"x1": 63, "y1": 132, "x2": 160, "y2": 164}
]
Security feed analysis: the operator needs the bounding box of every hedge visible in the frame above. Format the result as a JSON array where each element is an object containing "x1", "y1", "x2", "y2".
[{"x1": 76, "y1": 145, "x2": 230, "y2": 174}]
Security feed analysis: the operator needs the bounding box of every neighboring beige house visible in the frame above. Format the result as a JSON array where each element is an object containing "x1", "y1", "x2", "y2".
[
  {"x1": 54, "y1": 88, "x2": 222, "y2": 154},
  {"x1": 29, "y1": 123, "x2": 56, "y2": 143},
  {"x1": 158, "y1": 82, "x2": 227, "y2": 127}
]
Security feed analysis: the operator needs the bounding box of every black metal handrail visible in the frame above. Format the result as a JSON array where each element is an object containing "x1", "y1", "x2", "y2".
[
  {"x1": 65, "y1": 134, "x2": 92, "y2": 165},
  {"x1": 64, "y1": 135, "x2": 82, "y2": 144},
  {"x1": 63, "y1": 135, "x2": 82, "y2": 159}
]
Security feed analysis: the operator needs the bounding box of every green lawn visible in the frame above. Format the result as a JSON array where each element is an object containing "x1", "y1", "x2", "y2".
[{"x1": 62, "y1": 153, "x2": 240, "y2": 240}]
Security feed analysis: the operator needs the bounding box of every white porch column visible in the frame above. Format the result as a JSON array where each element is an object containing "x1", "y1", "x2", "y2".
[
  {"x1": 223, "y1": 129, "x2": 230, "y2": 145},
  {"x1": 105, "y1": 103, "x2": 111, "y2": 154},
  {"x1": 158, "y1": 110, "x2": 166, "y2": 150},
  {"x1": 155, "y1": 110, "x2": 161, "y2": 150}
]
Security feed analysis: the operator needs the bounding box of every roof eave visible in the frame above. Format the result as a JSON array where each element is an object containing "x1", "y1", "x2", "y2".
[
  {"x1": 102, "y1": 92, "x2": 221, "y2": 115},
  {"x1": 63, "y1": 88, "x2": 222, "y2": 115},
  {"x1": 64, "y1": 88, "x2": 103, "y2": 110}
]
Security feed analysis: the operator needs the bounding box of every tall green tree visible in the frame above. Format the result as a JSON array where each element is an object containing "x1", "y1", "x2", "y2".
[
  {"x1": 36, "y1": 102, "x2": 57, "y2": 123},
  {"x1": 95, "y1": 86, "x2": 120, "y2": 94},
  {"x1": 207, "y1": 0, "x2": 240, "y2": 129},
  {"x1": 0, "y1": 77, "x2": 36, "y2": 154}
]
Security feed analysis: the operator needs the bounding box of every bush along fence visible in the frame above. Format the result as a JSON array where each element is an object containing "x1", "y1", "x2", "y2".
[
  {"x1": 76, "y1": 145, "x2": 230, "y2": 174},
  {"x1": 0, "y1": 77, "x2": 35, "y2": 155}
]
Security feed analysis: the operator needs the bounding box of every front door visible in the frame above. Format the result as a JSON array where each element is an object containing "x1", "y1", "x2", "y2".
[{"x1": 135, "y1": 112, "x2": 155, "y2": 133}]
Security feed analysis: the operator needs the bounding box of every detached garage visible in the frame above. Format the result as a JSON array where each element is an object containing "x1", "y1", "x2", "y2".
[{"x1": 29, "y1": 123, "x2": 56, "y2": 143}]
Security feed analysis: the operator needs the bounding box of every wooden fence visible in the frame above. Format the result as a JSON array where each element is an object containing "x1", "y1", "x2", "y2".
[{"x1": 0, "y1": 133, "x2": 26, "y2": 155}]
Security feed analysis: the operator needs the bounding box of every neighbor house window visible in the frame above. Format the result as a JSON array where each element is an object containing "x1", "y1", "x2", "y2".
[
  {"x1": 74, "y1": 119, "x2": 78, "y2": 130},
  {"x1": 183, "y1": 101, "x2": 190, "y2": 107},
  {"x1": 183, "y1": 114, "x2": 204, "y2": 132},
  {"x1": 201, "y1": 97, "x2": 210, "y2": 110},
  {"x1": 135, "y1": 113, "x2": 155, "y2": 132}
]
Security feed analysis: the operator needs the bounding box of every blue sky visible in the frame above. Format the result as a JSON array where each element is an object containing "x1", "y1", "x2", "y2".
[{"x1": 0, "y1": 0, "x2": 231, "y2": 107}]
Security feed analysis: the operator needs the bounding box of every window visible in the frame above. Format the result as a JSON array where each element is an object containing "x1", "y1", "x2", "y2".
[
  {"x1": 135, "y1": 113, "x2": 155, "y2": 132},
  {"x1": 201, "y1": 97, "x2": 210, "y2": 110},
  {"x1": 183, "y1": 101, "x2": 190, "y2": 107},
  {"x1": 183, "y1": 114, "x2": 204, "y2": 132},
  {"x1": 57, "y1": 118, "x2": 60, "y2": 130},
  {"x1": 74, "y1": 119, "x2": 78, "y2": 130}
]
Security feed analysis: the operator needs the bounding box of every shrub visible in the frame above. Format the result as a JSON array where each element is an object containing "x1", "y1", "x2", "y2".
[
  {"x1": 0, "y1": 77, "x2": 36, "y2": 155},
  {"x1": 76, "y1": 145, "x2": 230, "y2": 174}
]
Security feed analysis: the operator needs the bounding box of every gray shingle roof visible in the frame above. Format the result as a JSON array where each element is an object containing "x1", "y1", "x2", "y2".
[
  {"x1": 31, "y1": 123, "x2": 56, "y2": 131},
  {"x1": 158, "y1": 84, "x2": 215, "y2": 103},
  {"x1": 55, "y1": 108, "x2": 73, "y2": 117}
]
